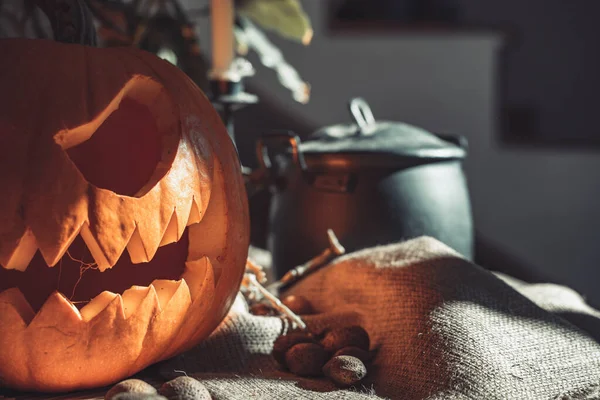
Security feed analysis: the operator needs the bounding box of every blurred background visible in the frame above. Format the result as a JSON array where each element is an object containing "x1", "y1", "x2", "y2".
[
  {"x1": 232, "y1": 0, "x2": 600, "y2": 308},
  {"x1": 2, "y1": 0, "x2": 600, "y2": 306}
]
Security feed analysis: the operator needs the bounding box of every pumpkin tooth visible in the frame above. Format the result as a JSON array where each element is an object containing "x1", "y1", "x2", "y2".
[
  {"x1": 79, "y1": 223, "x2": 111, "y2": 271},
  {"x1": 135, "y1": 280, "x2": 192, "y2": 368},
  {"x1": 173, "y1": 196, "x2": 194, "y2": 239},
  {"x1": 127, "y1": 220, "x2": 164, "y2": 264},
  {"x1": 186, "y1": 197, "x2": 202, "y2": 226},
  {"x1": 0, "y1": 288, "x2": 35, "y2": 325},
  {"x1": 182, "y1": 257, "x2": 215, "y2": 300},
  {"x1": 150, "y1": 279, "x2": 188, "y2": 310},
  {"x1": 126, "y1": 226, "x2": 150, "y2": 264},
  {"x1": 91, "y1": 293, "x2": 126, "y2": 322},
  {"x1": 83, "y1": 203, "x2": 138, "y2": 269},
  {"x1": 80, "y1": 291, "x2": 118, "y2": 322},
  {"x1": 0, "y1": 229, "x2": 38, "y2": 271},
  {"x1": 159, "y1": 209, "x2": 179, "y2": 247},
  {"x1": 121, "y1": 285, "x2": 157, "y2": 319},
  {"x1": 28, "y1": 292, "x2": 83, "y2": 328},
  {"x1": 37, "y1": 222, "x2": 89, "y2": 268},
  {"x1": 158, "y1": 194, "x2": 197, "y2": 247},
  {"x1": 0, "y1": 289, "x2": 30, "y2": 385}
]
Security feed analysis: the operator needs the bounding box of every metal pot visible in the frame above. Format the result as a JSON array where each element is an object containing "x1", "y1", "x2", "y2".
[{"x1": 255, "y1": 98, "x2": 473, "y2": 278}]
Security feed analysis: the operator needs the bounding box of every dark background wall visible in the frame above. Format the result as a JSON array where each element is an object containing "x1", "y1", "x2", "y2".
[{"x1": 455, "y1": 0, "x2": 600, "y2": 145}]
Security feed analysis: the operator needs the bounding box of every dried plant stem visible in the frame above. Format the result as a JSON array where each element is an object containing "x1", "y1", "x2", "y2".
[
  {"x1": 245, "y1": 273, "x2": 306, "y2": 330},
  {"x1": 268, "y1": 229, "x2": 345, "y2": 292}
]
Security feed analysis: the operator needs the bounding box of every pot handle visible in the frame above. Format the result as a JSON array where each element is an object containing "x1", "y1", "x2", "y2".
[
  {"x1": 256, "y1": 131, "x2": 307, "y2": 172},
  {"x1": 349, "y1": 97, "x2": 376, "y2": 133},
  {"x1": 243, "y1": 132, "x2": 306, "y2": 197}
]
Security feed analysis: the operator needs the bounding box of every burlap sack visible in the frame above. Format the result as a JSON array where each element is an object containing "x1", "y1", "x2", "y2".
[
  {"x1": 156, "y1": 237, "x2": 600, "y2": 400},
  {"x1": 2, "y1": 237, "x2": 599, "y2": 399}
]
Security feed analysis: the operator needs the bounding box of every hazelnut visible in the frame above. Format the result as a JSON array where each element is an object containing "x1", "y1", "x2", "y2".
[
  {"x1": 282, "y1": 295, "x2": 314, "y2": 315},
  {"x1": 320, "y1": 326, "x2": 370, "y2": 353},
  {"x1": 333, "y1": 346, "x2": 373, "y2": 363},
  {"x1": 323, "y1": 355, "x2": 367, "y2": 388},
  {"x1": 158, "y1": 376, "x2": 211, "y2": 400},
  {"x1": 284, "y1": 343, "x2": 328, "y2": 377},
  {"x1": 105, "y1": 379, "x2": 157, "y2": 400},
  {"x1": 112, "y1": 394, "x2": 166, "y2": 400},
  {"x1": 272, "y1": 331, "x2": 316, "y2": 365}
]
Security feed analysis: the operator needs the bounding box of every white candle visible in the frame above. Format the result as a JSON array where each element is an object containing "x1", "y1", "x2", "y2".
[{"x1": 211, "y1": 0, "x2": 235, "y2": 78}]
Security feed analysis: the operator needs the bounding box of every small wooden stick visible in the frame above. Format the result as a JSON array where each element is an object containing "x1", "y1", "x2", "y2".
[
  {"x1": 244, "y1": 273, "x2": 306, "y2": 330},
  {"x1": 245, "y1": 258, "x2": 267, "y2": 284},
  {"x1": 269, "y1": 229, "x2": 345, "y2": 292}
]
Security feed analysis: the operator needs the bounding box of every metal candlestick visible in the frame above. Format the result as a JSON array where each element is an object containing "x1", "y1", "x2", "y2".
[{"x1": 209, "y1": 62, "x2": 258, "y2": 149}]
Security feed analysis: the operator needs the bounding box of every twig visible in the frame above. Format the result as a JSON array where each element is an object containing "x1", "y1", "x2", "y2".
[
  {"x1": 243, "y1": 273, "x2": 306, "y2": 330},
  {"x1": 267, "y1": 229, "x2": 346, "y2": 292}
]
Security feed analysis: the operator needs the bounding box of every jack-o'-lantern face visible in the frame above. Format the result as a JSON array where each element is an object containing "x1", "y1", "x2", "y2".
[{"x1": 0, "y1": 39, "x2": 249, "y2": 392}]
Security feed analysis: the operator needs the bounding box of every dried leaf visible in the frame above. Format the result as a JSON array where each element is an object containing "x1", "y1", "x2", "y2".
[{"x1": 238, "y1": 0, "x2": 313, "y2": 44}]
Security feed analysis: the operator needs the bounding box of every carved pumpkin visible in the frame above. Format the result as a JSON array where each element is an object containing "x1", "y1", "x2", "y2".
[{"x1": 0, "y1": 38, "x2": 249, "y2": 392}]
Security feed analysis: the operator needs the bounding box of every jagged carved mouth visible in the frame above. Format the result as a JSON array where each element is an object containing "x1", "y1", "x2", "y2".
[{"x1": 0, "y1": 224, "x2": 198, "y2": 313}]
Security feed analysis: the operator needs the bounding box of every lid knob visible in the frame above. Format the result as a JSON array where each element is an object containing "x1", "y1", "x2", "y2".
[{"x1": 349, "y1": 97, "x2": 375, "y2": 134}]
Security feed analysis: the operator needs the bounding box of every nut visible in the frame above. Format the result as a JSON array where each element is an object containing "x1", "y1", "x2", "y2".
[
  {"x1": 112, "y1": 394, "x2": 167, "y2": 400},
  {"x1": 158, "y1": 376, "x2": 211, "y2": 400},
  {"x1": 333, "y1": 346, "x2": 373, "y2": 363},
  {"x1": 320, "y1": 326, "x2": 370, "y2": 353},
  {"x1": 272, "y1": 331, "x2": 316, "y2": 365},
  {"x1": 284, "y1": 343, "x2": 328, "y2": 377},
  {"x1": 105, "y1": 379, "x2": 157, "y2": 400},
  {"x1": 282, "y1": 295, "x2": 314, "y2": 315},
  {"x1": 323, "y1": 355, "x2": 367, "y2": 388}
]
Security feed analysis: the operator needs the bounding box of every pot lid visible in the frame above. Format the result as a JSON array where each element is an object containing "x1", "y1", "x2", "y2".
[{"x1": 299, "y1": 98, "x2": 466, "y2": 170}]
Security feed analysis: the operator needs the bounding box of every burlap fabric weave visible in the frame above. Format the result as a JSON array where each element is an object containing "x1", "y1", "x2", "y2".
[{"x1": 153, "y1": 237, "x2": 600, "y2": 400}]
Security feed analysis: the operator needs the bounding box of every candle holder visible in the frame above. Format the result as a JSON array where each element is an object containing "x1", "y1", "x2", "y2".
[{"x1": 209, "y1": 60, "x2": 258, "y2": 149}]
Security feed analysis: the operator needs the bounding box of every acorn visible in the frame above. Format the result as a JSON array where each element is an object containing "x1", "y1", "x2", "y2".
[
  {"x1": 158, "y1": 376, "x2": 212, "y2": 400},
  {"x1": 284, "y1": 343, "x2": 328, "y2": 377},
  {"x1": 323, "y1": 355, "x2": 367, "y2": 388},
  {"x1": 272, "y1": 331, "x2": 316, "y2": 366},
  {"x1": 333, "y1": 346, "x2": 373, "y2": 363},
  {"x1": 320, "y1": 326, "x2": 370, "y2": 354},
  {"x1": 281, "y1": 295, "x2": 314, "y2": 315},
  {"x1": 105, "y1": 379, "x2": 158, "y2": 400}
]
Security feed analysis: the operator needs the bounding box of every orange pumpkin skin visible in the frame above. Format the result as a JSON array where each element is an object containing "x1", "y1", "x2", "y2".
[{"x1": 0, "y1": 38, "x2": 249, "y2": 392}]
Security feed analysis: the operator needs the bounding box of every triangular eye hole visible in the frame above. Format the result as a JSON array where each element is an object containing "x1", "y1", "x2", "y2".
[{"x1": 54, "y1": 76, "x2": 180, "y2": 198}]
